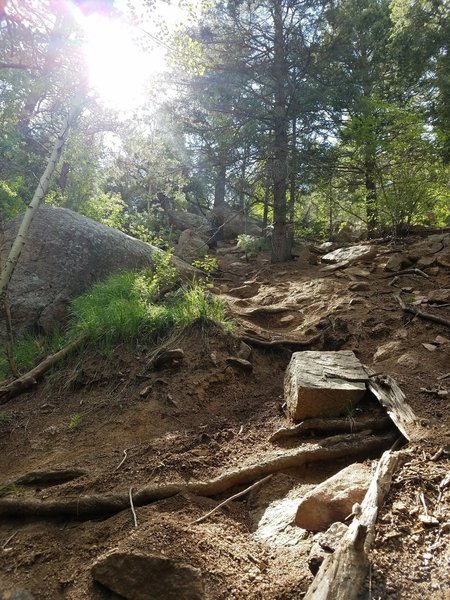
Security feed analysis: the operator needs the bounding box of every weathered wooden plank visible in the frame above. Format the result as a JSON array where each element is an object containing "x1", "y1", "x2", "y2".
[{"x1": 367, "y1": 373, "x2": 418, "y2": 441}]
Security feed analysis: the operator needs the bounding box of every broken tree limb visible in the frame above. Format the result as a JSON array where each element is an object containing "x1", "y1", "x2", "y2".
[
  {"x1": 192, "y1": 474, "x2": 273, "y2": 524},
  {"x1": 0, "y1": 430, "x2": 397, "y2": 520},
  {"x1": 394, "y1": 294, "x2": 450, "y2": 329},
  {"x1": 367, "y1": 371, "x2": 419, "y2": 441},
  {"x1": 0, "y1": 335, "x2": 87, "y2": 403},
  {"x1": 269, "y1": 413, "x2": 393, "y2": 443},
  {"x1": 304, "y1": 449, "x2": 400, "y2": 600}
]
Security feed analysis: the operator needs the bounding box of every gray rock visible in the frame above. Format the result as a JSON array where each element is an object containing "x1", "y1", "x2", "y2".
[
  {"x1": 174, "y1": 229, "x2": 208, "y2": 261},
  {"x1": 384, "y1": 253, "x2": 413, "y2": 272},
  {"x1": 92, "y1": 552, "x2": 205, "y2": 600},
  {"x1": 294, "y1": 463, "x2": 372, "y2": 531},
  {"x1": 321, "y1": 245, "x2": 376, "y2": 265},
  {"x1": 167, "y1": 209, "x2": 209, "y2": 233},
  {"x1": 348, "y1": 281, "x2": 370, "y2": 292},
  {"x1": 284, "y1": 351, "x2": 368, "y2": 421},
  {"x1": 0, "y1": 592, "x2": 35, "y2": 600},
  {"x1": 0, "y1": 207, "x2": 194, "y2": 339}
]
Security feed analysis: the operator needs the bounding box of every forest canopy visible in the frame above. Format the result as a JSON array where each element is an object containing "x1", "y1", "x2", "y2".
[{"x1": 0, "y1": 0, "x2": 449, "y2": 263}]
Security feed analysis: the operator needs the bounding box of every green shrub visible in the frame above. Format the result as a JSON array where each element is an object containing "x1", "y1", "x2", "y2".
[{"x1": 236, "y1": 234, "x2": 267, "y2": 254}]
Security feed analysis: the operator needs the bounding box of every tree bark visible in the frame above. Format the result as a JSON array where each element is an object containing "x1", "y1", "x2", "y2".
[{"x1": 270, "y1": 0, "x2": 292, "y2": 263}]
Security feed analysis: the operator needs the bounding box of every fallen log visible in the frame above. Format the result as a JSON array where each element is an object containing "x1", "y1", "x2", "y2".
[
  {"x1": 269, "y1": 413, "x2": 393, "y2": 442},
  {"x1": 0, "y1": 335, "x2": 87, "y2": 403},
  {"x1": 304, "y1": 449, "x2": 400, "y2": 600},
  {"x1": 0, "y1": 430, "x2": 397, "y2": 520}
]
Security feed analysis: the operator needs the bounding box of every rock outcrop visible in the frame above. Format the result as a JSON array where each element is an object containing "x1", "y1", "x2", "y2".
[
  {"x1": 294, "y1": 462, "x2": 372, "y2": 531},
  {"x1": 0, "y1": 206, "x2": 194, "y2": 339}
]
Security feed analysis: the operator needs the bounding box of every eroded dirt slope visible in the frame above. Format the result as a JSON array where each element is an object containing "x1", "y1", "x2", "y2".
[{"x1": 0, "y1": 234, "x2": 449, "y2": 599}]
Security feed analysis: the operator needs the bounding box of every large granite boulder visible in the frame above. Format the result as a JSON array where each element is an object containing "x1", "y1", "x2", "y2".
[{"x1": 0, "y1": 206, "x2": 194, "y2": 339}]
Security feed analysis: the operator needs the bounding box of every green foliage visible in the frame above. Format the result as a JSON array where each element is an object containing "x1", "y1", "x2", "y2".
[
  {"x1": 236, "y1": 234, "x2": 267, "y2": 254},
  {"x1": 68, "y1": 252, "x2": 229, "y2": 351},
  {"x1": 68, "y1": 413, "x2": 82, "y2": 431},
  {"x1": 79, "y1": 191, "x2": 126, "y2": 230},
  {"x1": 0, "y1": 331, "x2": 65, "y2": 381},
  {"x1": 0, "y1": 178, "x2": 26, "y2": 221},
  {"x1": 191, "y1": 255, "x2": 219, "y2": 274}
]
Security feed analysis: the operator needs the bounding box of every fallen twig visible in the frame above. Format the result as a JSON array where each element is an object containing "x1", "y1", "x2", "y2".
[
  {"x1": 2, "y1": 531, "x2": 17, "y2": 549},
  {"x1": 129, "y1": 487, "x2": 138, "y2": 527},
  {"x1": 193, "y1": 474, "x2": 273, "y2": 524},
  {"x1": 384, "y1": 268, "x2": 431, "y2": 280},
  {"x1": 115, "y1": 450, "x2": 128, "y2": 471},
  {"x1": 394, "y1": 294, "x2": 450, "y2": 329}
]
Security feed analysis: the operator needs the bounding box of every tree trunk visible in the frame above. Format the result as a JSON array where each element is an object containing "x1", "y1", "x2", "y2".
[
  {"x1": 270, "y1": 0, "x2": 292, "y2": 263},
  {"x1": 0, "y1": 103, "x2": 81, "y2": 307},
  {"x1": 365, "y1": 152, "x2": 378, "y2": 238}
]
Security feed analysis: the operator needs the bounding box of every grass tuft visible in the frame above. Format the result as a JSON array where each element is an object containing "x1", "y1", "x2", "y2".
[{"x1": 0, "y1": 252, "x2": 233, "y2": 380}]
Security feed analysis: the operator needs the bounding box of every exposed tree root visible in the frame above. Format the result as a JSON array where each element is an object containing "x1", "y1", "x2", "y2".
[
  {"x1": 0, "y1": 430, "x2": 397, "y2": 520},
  {"x1": 395, "y1": 294, "x2": 450, "y2": 329},
  {"x1": 239, "y1": 331, "x2": 322, "y2": 350},
  {"x1": 0, "y1": 468, "x2": 86, "y2": 497},
  {"x1": 269, "y1": 413, "x2": 393, "y2": 442},
  {"x1": 0, "y1": 336, "x2": 87, "y2": 403}
]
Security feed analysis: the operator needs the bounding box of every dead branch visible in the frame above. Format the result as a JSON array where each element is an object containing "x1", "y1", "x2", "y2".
[
  {"x1": 129, "y1": 487, "x2": 138, "y2": 527},
  {"x1": 193, "y1": 474, "x2": 273, "y2": 524},
  {"x1": 0, "y1": 430, "x2": 397, "y2": 520},
  {"x1": 384, "y1": 268, "x2": 431, "y2": 280},
  {"x1": 394, "y1": 294, "x2": 450, "y2": 329},
  {"x1": 0, "y1": 335, "x2": 87, "y2": 403},
  {"x1": 304, "y1": 450, "x2": 400, "y2": 600},
  {"x1": 269, "y1": 414, "x2": 393, "y2": 442}
]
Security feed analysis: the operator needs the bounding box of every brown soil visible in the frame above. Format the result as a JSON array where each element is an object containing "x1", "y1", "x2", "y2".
[{"x1": 0, "y1": 236, "x2": 449, "y2": 599}]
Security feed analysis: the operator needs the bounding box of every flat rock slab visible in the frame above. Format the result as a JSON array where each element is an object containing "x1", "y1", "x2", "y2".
[
  {"x1": 321, "y1": 245, "x2": 376, "y2": 265},
  {"x1": 92, "y1": 552, "x2": 205, "y2": 600},
  {"x1": 284, "y1": 351, "x2": 368, "y2": 421},
  {"x1": 295, "y1": 463, "x2": 372, "y2": 531}
]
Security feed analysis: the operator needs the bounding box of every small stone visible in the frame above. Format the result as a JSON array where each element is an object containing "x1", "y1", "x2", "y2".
[
  {"x1": 279, "y1": 314, "x2": 295, "y2": 324},
  {"x1": 225, "y1": 357, "x2": 253, "y2": 373},
  {"x1": 397, "y1": 353, "x2": 418, "y2": 369},
  {"x1": 427, "y1": 289, "x2": 450, "y2": 303},
  {"x1": 422, "y1": 343, "x2": 437, "y2": 352},
  {"x1": 419, "y1": 514, "x2": 439, "y2": 527},
  {"x1": 237, "y1": 341, "x2": 252, "y2": 360},
  {"x1": 348, "y1": 281, "x2": 370, "y2": 292},
  {"x1": 392, "y1": 501, "x2": 408, "y2": 513},
  {"x1": 435, "y1": 335, "x2": 449, "y2": 345},
  {"x1": 384, "y1": 253, "x2": 412, "y2": 272},
  {"x1": 373, "y1": 341, "x2": 402, "y2": 362}
]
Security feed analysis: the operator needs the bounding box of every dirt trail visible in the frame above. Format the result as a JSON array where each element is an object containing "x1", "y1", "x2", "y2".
[{"x1": 0, "y1": 237, "x2": 449, "y2": 599}]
